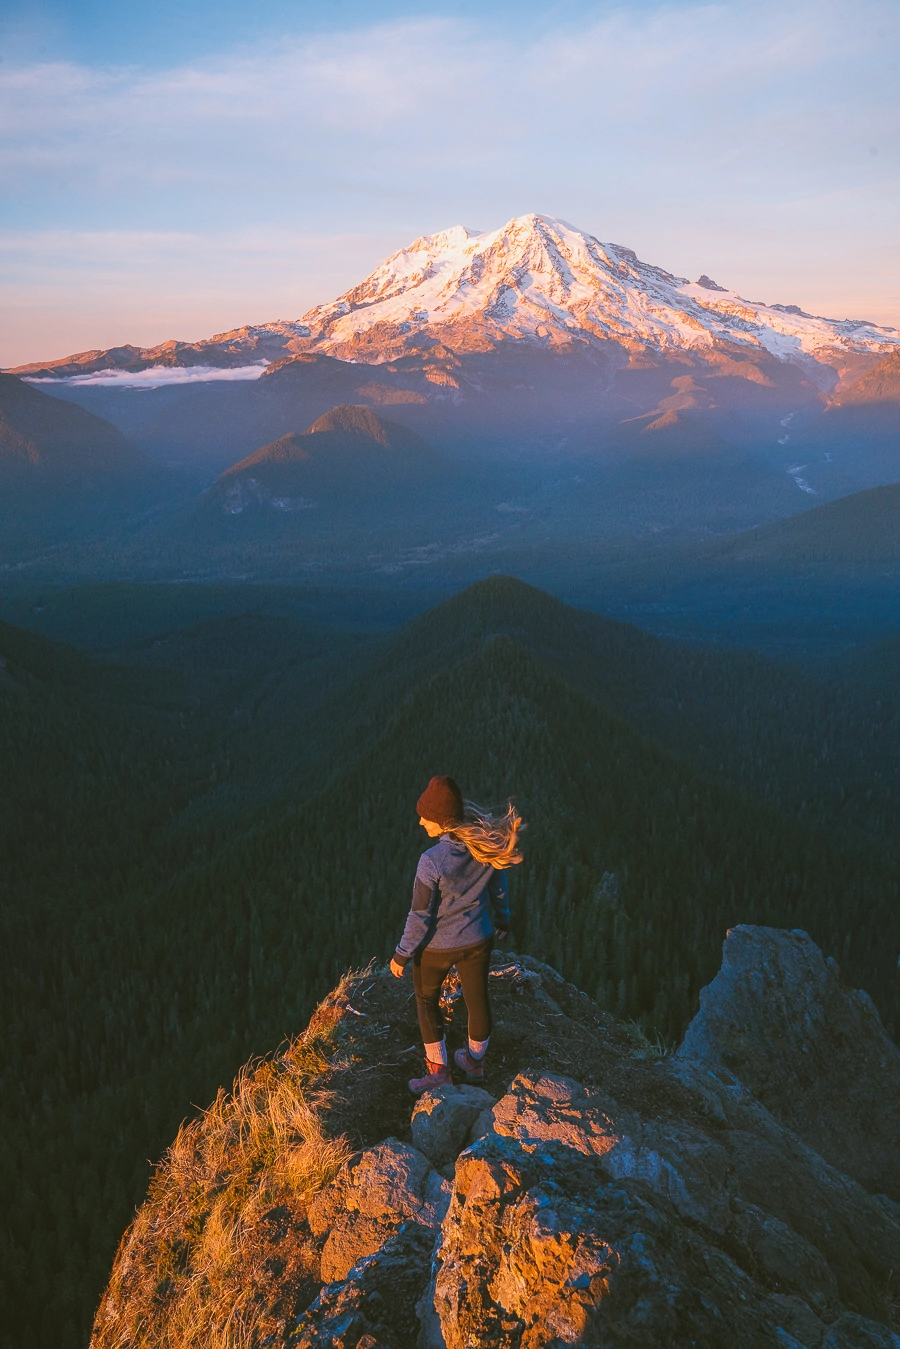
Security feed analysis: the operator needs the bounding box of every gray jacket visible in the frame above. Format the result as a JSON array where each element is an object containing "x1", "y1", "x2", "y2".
[{"x1": 394, "y1": 836, "x2": 511, "y2": 963}]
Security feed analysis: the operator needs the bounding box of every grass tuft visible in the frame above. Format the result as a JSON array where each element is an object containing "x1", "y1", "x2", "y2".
[
  {"x1": 90, "y1": 982, "x2": 358, "y2": 1349},
  {"x1": 623, "y1": 1019, "x2": 674, "y2": 1059}
]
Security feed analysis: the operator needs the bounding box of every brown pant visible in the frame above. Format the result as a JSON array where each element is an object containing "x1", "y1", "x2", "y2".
[{"x1": 412, "y1": 936, "x2": 493, "y2": 1044}]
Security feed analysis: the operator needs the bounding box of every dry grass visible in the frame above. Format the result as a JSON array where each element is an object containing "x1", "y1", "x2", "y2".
[
  {"x1": 623, "y1": 1019, "x2": 673, "y2": 1059},
  {"x1": 90, "y1": 973, "x2": 368, "y2": 1349}
]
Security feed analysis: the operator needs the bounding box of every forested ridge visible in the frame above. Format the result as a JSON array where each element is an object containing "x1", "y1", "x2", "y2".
[{"x1": 2, "y1": 574, "x2": 900, "y2": 1349}]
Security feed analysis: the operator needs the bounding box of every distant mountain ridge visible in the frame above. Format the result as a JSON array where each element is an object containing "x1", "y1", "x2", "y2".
[
  {"x1": 209, "y1": 405, "x2": 437, "y2": 512},
  {"x1": 13, "y1": 215, "x2": 899, "y2": 386},
  {"x1": 705, "y1": 482, "x2": 900, "y2": 565},
  {"x1": 161, "y1": 405, "x2": 448, "y2": 552},
  {"x1": 0, "y1": 374, "x2": 180, "y2": 558},
  {"x1": 0, "y1": 373, "x2": 141, "y2": 483}
]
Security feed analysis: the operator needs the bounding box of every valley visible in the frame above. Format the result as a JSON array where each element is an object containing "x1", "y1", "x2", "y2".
[
  {"x1": 2, "y1": 212, "x2": 899, "y2": 1349},
  {"x1": 3, "y1": 575, "x2": 900, "y2": 1347}
]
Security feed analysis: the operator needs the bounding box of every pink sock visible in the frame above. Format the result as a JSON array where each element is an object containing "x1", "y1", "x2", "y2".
[
  {"x1": 468, "y1": 1037, "x2": 489, "y2": 1060},
  {"x1": 424, "y1": 1039, "x2": 448, "y2": 1066}
]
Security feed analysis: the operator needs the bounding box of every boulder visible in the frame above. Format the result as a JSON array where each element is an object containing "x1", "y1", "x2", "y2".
[
  {"x1": 433, "y1": 1132, "x2": 779, "y2": 1348},
  {"x1": 428, "y1": 1065, "x2": 900, "y2": 1343},
  {"x1": 821, "y1": 1313, "x2": 900, "y2": 1348},
  {"x1": 307, "y1": 1138, "x2": 449, "y2": 1282},
  {"x1": 411, "y1": 1084, "x2": 496, "y2": 1169},
  {"x1": 290, "y1": 1222, "x2": 435, "y2": 1349},
  {"x1": 678, "y1": 925, "x2": 900, "y2": 1199}
]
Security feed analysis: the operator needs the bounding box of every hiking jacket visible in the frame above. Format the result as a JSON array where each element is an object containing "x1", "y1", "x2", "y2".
[{"x1": 394, "y1": 835, "x2": 511, "y2": 964}]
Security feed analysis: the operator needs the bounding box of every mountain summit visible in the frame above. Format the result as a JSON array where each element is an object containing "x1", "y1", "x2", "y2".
[
  {"x1": 15, "y1": 215, "x2": 899, "y2": 382},
  {"x1": 291, "y1": 213, "x2": 899, "y2": 368},
  {"x1": 90, "y1": 930, "x2": 900, "y2": 1348}
]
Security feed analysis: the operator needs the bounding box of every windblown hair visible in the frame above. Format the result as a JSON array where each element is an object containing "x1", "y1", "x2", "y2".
[{"x1": 448, "y1": 799, "x2": 525, "y2": 869}]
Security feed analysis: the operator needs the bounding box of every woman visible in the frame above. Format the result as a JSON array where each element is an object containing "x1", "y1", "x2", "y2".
[{"x1": 390, "y1": 774, "x2": 524, "y2": 1094}]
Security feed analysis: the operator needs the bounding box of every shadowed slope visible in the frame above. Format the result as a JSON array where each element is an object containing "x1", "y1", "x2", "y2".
[
  {"x1": 0, "y1": 373, "x2": 141, "y2": 484},
  {"x1": 207, "y1": 405, "x2": 439, "y2": 511},
  {"x1": 0, "y1": 375, "x2": 180, "y2": 557},
  {"x1": 704, "y1": 482, "x2": 900, "y2": 565}
]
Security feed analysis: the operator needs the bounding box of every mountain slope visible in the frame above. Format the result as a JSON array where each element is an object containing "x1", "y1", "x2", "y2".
[
  {"x1": 0, "y1": 373, "x2": 143, "y2": 484},
  {"x1": 830, "y1": 349, "x2": 900, "y2": 406},
  {"x1": 0, "y1": 374, "x2": 180, "y2": 557},
  {"x1": 214, "y1": 404, "x2": 437, "y2": 503},
  {"x1": 15, "y1": 215, "x2": 899, "y2": 383},
  {"x1": 704, "y1": 482, "x2": 900, "y2": 565},
  {"x1": 143, "y1": 404, "x2": 471, "y2": 564},
  {"x1": 4, "y1": 574, "x2": 900, "y2": 1348}
]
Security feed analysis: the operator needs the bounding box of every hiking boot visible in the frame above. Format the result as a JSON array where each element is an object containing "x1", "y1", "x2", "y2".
[
  {"x1": 408, "y1": 1061, "x2": 452, "y2": 1094},
  {"x1": 454, "y1": 1046, "x2": 486, "y2": 1083}
]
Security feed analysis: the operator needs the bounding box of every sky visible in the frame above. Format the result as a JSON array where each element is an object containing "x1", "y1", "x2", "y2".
[{"x1": 1, "y1": 0, "x2": 898, "y2": 367}]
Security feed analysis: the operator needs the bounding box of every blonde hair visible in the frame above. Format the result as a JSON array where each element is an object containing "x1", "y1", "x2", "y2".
[{"x1": 448, "y1": 799, "x2": 524, "y2": 869}]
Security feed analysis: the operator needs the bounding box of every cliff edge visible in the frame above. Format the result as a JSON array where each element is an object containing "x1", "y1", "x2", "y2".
[{"x1": 91, "y1": 931, "x2": 900, "y2": 1348}]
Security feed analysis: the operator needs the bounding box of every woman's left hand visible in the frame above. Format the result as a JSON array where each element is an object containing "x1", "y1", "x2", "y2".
[{"x1": 389, "y1": 958, "x2": 406, "y2": 978}]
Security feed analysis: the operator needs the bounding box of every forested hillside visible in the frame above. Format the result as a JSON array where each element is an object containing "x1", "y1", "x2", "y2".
[{"x1": 2, "y1": 575, "x2": 900, "y2": 1349}]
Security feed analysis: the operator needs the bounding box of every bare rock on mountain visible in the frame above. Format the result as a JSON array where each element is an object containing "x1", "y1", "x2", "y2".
[
  {"x1": 822, "y1": 1314, "x2": 900, "y2": 1349},
  {"x1": 440, "y1": 1063, "x2": 900, "y2": 1337},
  {"x1": 679, "y1": 924, "x2": 900, "y2": 1199},
  {"x1": 91, "y1": 942, "x2": 900, "y2": 1349},
  {"x1": 307, "y1": 1138, "x2": 449, "y2": 1281},
  {"x1": 433, "y1": 1130, "x2": 777, "y2": 1349},
  {"x1": 411, "y1": 1084, "x2": 496, "y2": 1169},
  {"x1": 290, "y1": 1222, "x2": 436, "y2": 1349}
]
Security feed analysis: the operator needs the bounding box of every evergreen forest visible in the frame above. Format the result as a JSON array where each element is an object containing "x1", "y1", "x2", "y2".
[{"x1": 2, "y1": 574, "x2": 900, "y2": 1349}]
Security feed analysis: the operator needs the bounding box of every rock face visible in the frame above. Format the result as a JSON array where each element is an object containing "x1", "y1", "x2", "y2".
[
  {"x1": 291, "y1": 1223, "x2": 436, "y2": 1349},
  {"x1": 92, "y1": 938, "x2": 900, "y2": 1349},
  {"x1": 431, "y1": 1065, "x2": 900, "y2": 1347},
  {"x1": 679, "y1": 925, "x2": 900, "y2": 1199},
  {"x1": 410, "y1": 1084, "x2": 496, "y2": 1169},
  {"x1": 307, "y1": 1139, "x2": 449, "y2": 1281}
]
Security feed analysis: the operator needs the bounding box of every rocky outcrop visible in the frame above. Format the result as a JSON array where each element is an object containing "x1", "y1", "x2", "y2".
[
  {"x1": 307, "y1": 1139, "x2": 449, "y2": 1281},
  {"x1": 291, "y1": 1223, "x2": 437, "y2": 1349},
  {"x1": 411, "y1": 1084, "x2": 495, "y2": 1169},
  {"x1": 92, "y1": 938, "x2": 900, "y2": 1349},
  {"x1": 679, "y1": 925, "x2": 900, "y2": 1199},
  {"x1": 429, "y1": 1064, "x2": 900, "y2": 1346}
]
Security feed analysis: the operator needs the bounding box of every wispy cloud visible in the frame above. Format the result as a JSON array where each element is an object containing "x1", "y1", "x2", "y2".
[
  {"x1": 1, "y1": 1, "x2": 898, "y2": 362},
  {"x1": 26, "y1": 364, "x2": 268, "y2": 387}
]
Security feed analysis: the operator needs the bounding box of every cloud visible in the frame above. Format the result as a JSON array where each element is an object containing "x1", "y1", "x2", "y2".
[
  {"x1": 3, "y1": 4, "x2": 897, "y2": 200},
  {"x1": 26, "y1": 364, "x2": 269, "y2": 387}
]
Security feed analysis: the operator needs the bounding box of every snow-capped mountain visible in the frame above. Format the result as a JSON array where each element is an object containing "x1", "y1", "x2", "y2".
[
  {"x1": 14, "y1": 214, "x2": 899, "y2": 381},
  {"x1": 293, "y1": 214, "x2": 898, "y2": 368}
]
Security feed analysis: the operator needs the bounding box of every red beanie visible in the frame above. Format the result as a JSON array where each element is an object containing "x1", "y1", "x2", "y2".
[{"x1": 416, "y1": 775, "x2": 464, "y2": 828}]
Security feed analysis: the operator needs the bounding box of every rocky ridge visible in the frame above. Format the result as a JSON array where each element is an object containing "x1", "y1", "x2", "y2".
[
  {"x1": 15, "y1": 216, "x2": 899, "y2": 384},
  {"x1": 91, "y1": 930, "x2": 900, "y2": 1349}
]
